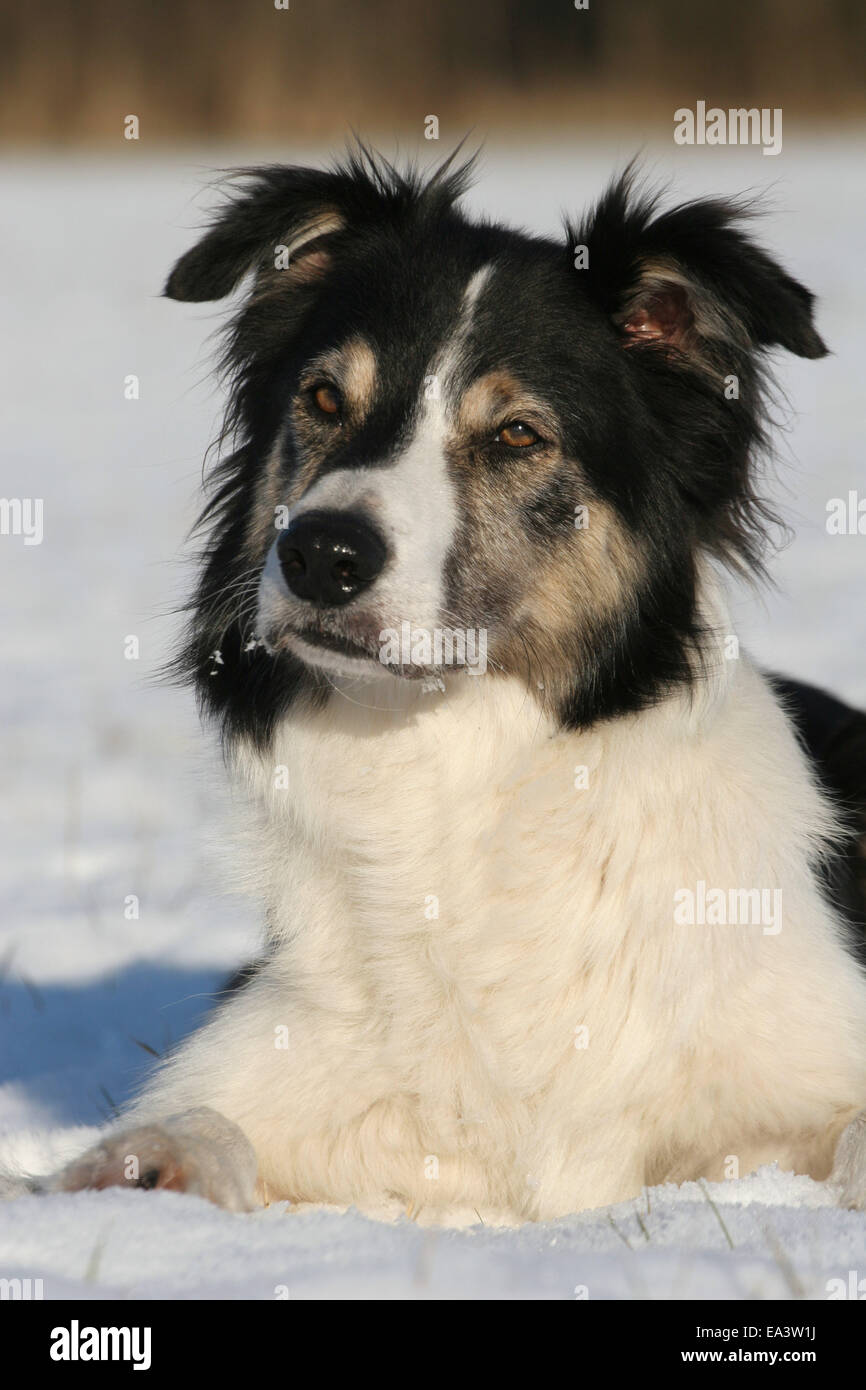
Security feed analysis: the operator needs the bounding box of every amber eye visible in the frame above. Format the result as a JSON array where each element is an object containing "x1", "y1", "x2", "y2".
[
  {"x1": 496, "y1": 420, "x2": 540, "y2": 448},
  {"x1": 312, "y1": 383, "x2": 342, "y2": 417}
]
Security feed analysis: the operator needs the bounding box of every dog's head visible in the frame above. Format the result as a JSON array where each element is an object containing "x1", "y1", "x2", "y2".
[{"x1": 167, "y1": 150, "x2": 826, "y2": 744}]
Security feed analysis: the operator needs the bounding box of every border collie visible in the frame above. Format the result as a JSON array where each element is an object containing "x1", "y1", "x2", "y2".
[{"x1": 34, "y1": 152, "x2": 866, "y2": 1220}]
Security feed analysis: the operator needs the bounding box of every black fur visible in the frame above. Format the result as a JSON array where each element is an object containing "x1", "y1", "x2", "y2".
[{"x1": 769, "y1": 675, "x2": 866, "y2": 944}]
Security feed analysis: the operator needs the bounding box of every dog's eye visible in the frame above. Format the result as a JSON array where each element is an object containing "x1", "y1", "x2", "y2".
[
  {"x1": 496, "y1": 420, "x2": 540, "y2": 448},
  {"x1": 311, "y1": 383, "x2": 342, "y2": 417}
]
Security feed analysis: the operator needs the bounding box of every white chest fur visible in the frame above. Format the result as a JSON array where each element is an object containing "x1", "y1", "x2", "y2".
[{"x1": 218, "y1": 658, "x2": 866, "y2": 1220}]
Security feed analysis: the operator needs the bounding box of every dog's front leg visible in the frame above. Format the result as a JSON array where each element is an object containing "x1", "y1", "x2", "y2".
[
  {"x1": 831, "y1": 1108, "x2": 866, "y2": 1208},
  {"x1": 40, "y1": 967, "x2": 347, "y2": 1211},
  {"x1": 44, "y1": 1106, "x2": 258, "y2": 1211}
]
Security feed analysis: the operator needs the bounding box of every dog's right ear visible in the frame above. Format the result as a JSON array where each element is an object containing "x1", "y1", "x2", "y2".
[
  {"x1": 165, "y1": 149, "x2": 478, "y2": 304},
  {"x1": 164, "y1": 167, "x2": 351, "y2": 303}
]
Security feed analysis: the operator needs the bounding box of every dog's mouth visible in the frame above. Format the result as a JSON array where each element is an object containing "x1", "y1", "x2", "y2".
[
  {"x1": 274, "y1": 619, "x2": 458, "y2": 682},
  {"x1": 290, "y1": 625, "x2": 379, "y2": 663},
  {"x1": 272, "y1": 616, "x2": 406, "y2": 679}
]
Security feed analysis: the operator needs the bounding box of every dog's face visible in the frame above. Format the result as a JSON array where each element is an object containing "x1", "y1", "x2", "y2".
[
  {"x1": 253, "y1": 244, "x2": 640, "y2": 696},
  {"x1": 167, "y1": 152, "x2": 826, "y2": 743}
]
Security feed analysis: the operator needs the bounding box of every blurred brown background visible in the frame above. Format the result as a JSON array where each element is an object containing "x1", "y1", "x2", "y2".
[{"x1": 2, "y1": 0, "x2": 865, "y2": 145}]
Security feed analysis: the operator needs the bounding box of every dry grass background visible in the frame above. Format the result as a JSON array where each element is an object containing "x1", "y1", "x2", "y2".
[{"x1": 1, "y1": 0, "x2": 865, "y2": 146}]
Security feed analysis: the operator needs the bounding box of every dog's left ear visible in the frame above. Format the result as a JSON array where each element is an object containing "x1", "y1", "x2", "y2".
[{"x1": 572, "y1": 172, "x2": 828, "y2": 363}]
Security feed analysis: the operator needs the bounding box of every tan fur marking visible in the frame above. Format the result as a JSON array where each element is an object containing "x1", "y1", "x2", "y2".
[
  {"x1": 250, "y1": 212, "x2": 345, "y2": 302},
  {"x1": 445, "y1": 394, "x2": 643, "y2": 714},
  {"x1": 248, "y1": 337, "x2": 379, "y2": 554},
  {"x1": 457, "y1": 369, "x2": 559, "y2": 440},
  {"x1": 500, "y1": 497, "x2": 644, "y2": 711}
]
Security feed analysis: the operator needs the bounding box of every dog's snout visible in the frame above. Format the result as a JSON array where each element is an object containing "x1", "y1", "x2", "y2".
[{"x1": 277, "y1": 510, "x2": 387, "y2": 608}]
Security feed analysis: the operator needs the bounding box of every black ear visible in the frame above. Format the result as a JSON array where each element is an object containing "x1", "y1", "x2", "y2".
[
  {"x1": 164, "y1": 167, "x2": 350, "y2": 302},
  {"x1": 571, "y1": 170, "x2": 828, "y2": 364},
  {"x1": 164, "y1": 147, "x2": 478, "y2": 304}
]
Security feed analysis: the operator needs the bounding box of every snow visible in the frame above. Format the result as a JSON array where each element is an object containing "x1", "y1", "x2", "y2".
[
  {"x1": 0, "y1": 1165, "x2": 862, "y2": 1301},
  {"x1": 1, "y1": 135, "x2": 865, "y2": 1300}
]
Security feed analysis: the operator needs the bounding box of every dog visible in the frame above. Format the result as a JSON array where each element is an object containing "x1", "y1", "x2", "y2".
[{"x1": 26, "y1": 150, "x2": 866, "y2": 1222}]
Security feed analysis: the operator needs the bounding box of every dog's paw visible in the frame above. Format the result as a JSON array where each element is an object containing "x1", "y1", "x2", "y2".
[
  {"x1": 46, "y1": 1107, "x2": 258, "y2": 1212},
  {"x1": 831, "y1": 1109, "x2": 866, "y2": 1209}
]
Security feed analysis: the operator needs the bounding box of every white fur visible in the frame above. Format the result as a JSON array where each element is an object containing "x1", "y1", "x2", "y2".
[{"x1": 119, "y1": 573, "x2": 866, "y2": 1224}]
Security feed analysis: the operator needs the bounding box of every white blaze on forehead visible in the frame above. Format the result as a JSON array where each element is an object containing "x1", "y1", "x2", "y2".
[
  {"x1": 439, "y1": 264, "x2": 494, "y2": 380},
  {"x1": 461, "y1": 264, "x2": 494, "y2": 314},
  {"x1": 265, "y1": 263, "x2": 495, "y2": 633},
  {"x1": 425, "y1": 263, "x2": 493, "y2": 422}
]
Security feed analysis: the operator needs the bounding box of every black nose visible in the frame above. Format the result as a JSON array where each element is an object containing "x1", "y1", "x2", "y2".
[{"x1": 277, "y1": 510, "x2": 387, "y2": 608}]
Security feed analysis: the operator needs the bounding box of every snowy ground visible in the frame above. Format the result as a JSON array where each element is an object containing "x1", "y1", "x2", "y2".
[{"x1": 1, "y1": 133, "x2": 865, "y2": 1299}]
